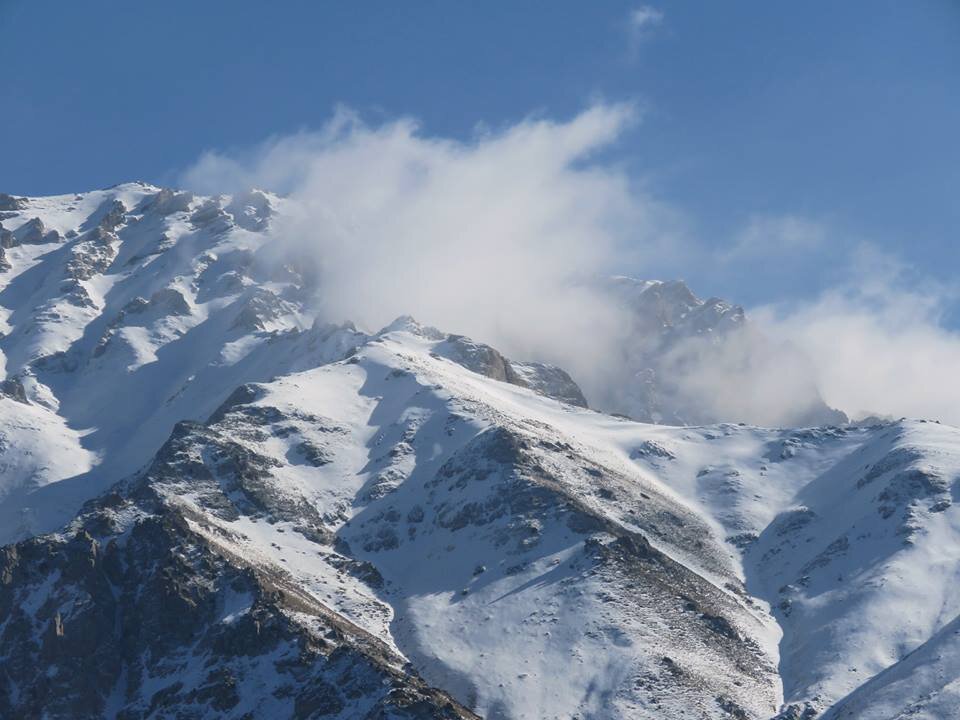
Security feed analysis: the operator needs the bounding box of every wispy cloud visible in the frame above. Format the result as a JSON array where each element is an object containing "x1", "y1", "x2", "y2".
[
  {"x1": 629, "y1": 6, "x2": 664, "y2": 33},
  {"x1": 626, "y1": 6, "x2": 664, "y2": 58},
  {"x1": 721, "y1": 213, "x2": 827, "y2": 263},
  {"x1": 182, "y1": 104, "x2": 662, "y2": 397},
  {"x1": 181, "y1": 107, "x2": 960, "y2": 428},
  {"x1": 754, "y1": 246, "x2": 960, "y2": 424}
]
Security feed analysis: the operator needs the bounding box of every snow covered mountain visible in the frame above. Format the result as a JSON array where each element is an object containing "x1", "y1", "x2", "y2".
[
  {"x1": 0, "y1": 184, "x2": 958, "y2": 719},
  {"x1": 597, "y1": 276, "x2": 847, "y2": 427}
]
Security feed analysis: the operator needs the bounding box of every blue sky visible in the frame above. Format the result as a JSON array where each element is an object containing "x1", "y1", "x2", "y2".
[{"x1": 2, "y1": 0, "x2": 958, "y2": 317}]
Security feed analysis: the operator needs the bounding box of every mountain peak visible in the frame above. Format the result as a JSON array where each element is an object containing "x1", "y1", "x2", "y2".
[{"x1": 0, "y1": 186, "x2": 951, "y2": 720}]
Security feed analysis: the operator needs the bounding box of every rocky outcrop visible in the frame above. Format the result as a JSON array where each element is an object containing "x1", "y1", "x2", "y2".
[
  {"x1": 505, "y1": 360, "x2": 588, "y2": 408},
  {"x1": 432, "y1": 333, "x2": 588, "y2": 408},
  {"x1": 600, "y1": 277, "x2": 847, "y2": 426},
  {"x1": 66, "y1": 226, "x2": 119, "y2": 282},
  {"x1": 0, "y1": 193, "x2": 27, "y2": 211},
  {"x1": 191, "y1": 199, "x2": 232, "y2": 233},
  {"x1": 0, "y1": 378, "x2": 28, "y2": 404},
  {"x1": 143, "y1": 188, "x2": 194, "y2": 216},
  {"x1": 97, "y1": 199, "x2": 127, "y2": 232},
  {"x1": 0, "y1": 510, "x2": 476, "y2": 719},
  {"x1": 148, "y1": 287, "x2": 192, "y2": 316},
  {"x1": 226, "y1": 190, "x2": 273, "y2": 232},
  {"x1": 17, "y1": 217, "x2": 60, "y2": 244},
  {"x1": 0, "y1": 223, "x2": 15, "y2": 249},
  {"x1": 433, "y1": 334, "x2": 512, "y2": 382},
  {"x1": 230, "y1": 288, "x2": 298, "y2": 332},
  {"x1": 0, "y1": 414, "x2": 478, "y2": 719}
]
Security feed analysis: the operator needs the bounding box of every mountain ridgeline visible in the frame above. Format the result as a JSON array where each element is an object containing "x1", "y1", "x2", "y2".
[{"x1": 0, "y1": 184, "x2": 955, "y2": 720}]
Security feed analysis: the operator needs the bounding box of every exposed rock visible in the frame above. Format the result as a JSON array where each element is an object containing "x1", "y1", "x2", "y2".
[
  {"x1": 0, "y1": 223, "x2": 14, "y2": 248},
  {"x1": 144, "y1": 188, "x2": 194, "y2": 215},
  {"x1": 506, "y1": 360, "x2": 588, "y2": 408},
  {"x1": 17, "y1": 216, "x2": 60, "y2": 244},
  {"x1": 431, "y1": 332, "x2": 588, "y2": 408},
  {"x1": 149, "y1": 287, "x2": 192, "y2": 316},
  {"x1": 231, "y1": 289, "x2": 297, "y2": 332},
  {"x1": 0, "y1": 193, "x2": 27, "y2": 211},
  {"x1": 226, "y1": 190, "x2": 272, "y2": 232},
  {"x1": 65, "y1": 226, "x2": 118, "y2": 280},
  {"x1": 0, "y1": 503, "x2": 477, "y2": 719},
  {"x1": 0, "y1": 378, "x2": 28, "y2": 404},
  {"x1": 773, "y1": 701, "x2": 819, "y2": 720},
  {"x1": 191, "y1": 198, "x2": 232, "y2": 232},
  {"x1": 97, "y1": 199, "x2": 127, "y2": 231}
]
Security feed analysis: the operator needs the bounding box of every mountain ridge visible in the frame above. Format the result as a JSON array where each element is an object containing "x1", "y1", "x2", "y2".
[{"x1": 0, "y1": 184, "x2": 956, "y2": 719}]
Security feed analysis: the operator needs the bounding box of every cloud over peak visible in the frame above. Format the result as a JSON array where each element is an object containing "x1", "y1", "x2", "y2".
[
  {"x1": 180, "y1": 105, "x2": 960, "y2": 427},
  {"x1": 181, "y1": 104, "x2": 662, "y2": 397}
]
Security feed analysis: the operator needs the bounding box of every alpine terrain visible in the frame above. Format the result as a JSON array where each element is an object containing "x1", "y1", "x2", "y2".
[{"x1": 0, "y1": 183, "x2": 957, "y2": 720}]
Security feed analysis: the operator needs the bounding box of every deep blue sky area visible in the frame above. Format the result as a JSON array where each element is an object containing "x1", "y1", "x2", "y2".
[{"x1": 1, "y1": 0, "x2": 958, "y2": 313}]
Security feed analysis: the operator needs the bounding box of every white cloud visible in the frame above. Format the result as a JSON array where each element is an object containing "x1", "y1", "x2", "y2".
[
  {"x1": 182, "y1": 104, "x2": 681, "y2": 397},
  {"x1": 181, "y1": 108, "x2": 960, "y2": 428},
  {"x1": 722, "y1": 213, "x2": 827, "y2": 263},
  {"x1": 755, "y1": 247, "x2": 960, "y2": 424},
  {"x1": 629, "y1": 6, "x2": 664, "y2": 32},
  {"x1": 626, "y1": 6, "x2": 664, "y2": 58}
]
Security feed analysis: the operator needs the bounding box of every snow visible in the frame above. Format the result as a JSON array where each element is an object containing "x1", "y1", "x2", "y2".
[
  {"x1": 203, "y1": 328, "x2": 960, "y2": 718},
  {"x1": 2, "y1": 184, "x2": 959, "y2": 719},
  {"x1": 0, "y1": 397, "x2": 96, "y2": 506}
]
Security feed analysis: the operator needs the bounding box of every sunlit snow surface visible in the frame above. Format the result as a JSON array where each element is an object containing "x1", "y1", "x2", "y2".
[{"x1": 1, "y1": 185, "x2": 958, "y2": 719}]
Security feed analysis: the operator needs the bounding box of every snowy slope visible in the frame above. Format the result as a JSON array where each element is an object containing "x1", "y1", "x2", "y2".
[
  {"x1": 0, "y1": 321, "x2": 785, "y2": 718},
  {"x1": 1, "y1": 184, "x2": 959, "y2": 720},
  {"x1": 822, "y1": 613, "x2": 960, "y2": 720},
  {"x1": 0, "y1": 185, "x2": 582, "y2": 544}
]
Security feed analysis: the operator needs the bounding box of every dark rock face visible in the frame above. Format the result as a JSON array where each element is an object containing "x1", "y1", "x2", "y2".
[
  {"x1": 0, "y1": 510, "x2": 475, "y2": 719},
  {"x1": 149, "y1": 287, "x2": 192, "y2": 316},
  {"x1": 0, "y1": 223, "x2": 15, "y2": 249},
  {"x1": 431, "y1": 334, "x2": 589, "y2": 408},
  {"x1": 0, "y1": 193, "x2": 27, "y2": 211},
  {"x1": 0, "y1": 410, "x2": 478, "y2": 720},
  {"x1": 144, "y1": 188, "x2": 194, "y2": 216},
  {"x1": 17, "y1": 216, "x2": 60, "y2": 244},
  {"x1": 505, "y1": 360, "x2": 588, "y2": 408},
  {"x1": 231, "y1": 289, "x2": 297, "y2": 332},
  {"x1": 0, "y1": 378, "x2": 28, "y2": 404}
]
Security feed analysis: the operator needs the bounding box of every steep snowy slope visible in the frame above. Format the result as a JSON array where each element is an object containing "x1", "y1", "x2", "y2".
[
  {"x1": 620, "y1": 416, "x2": 960, "y2": 718},
  {"x1": 822, "y1": 614, "x2": 960, "y2": 720},
  {"x1": 750, "y1": 421, "x2": 960, "y2": 717},
  {"x1": 0, "y1": 394, "x2": 95, "y2": 501},
  {"x1": 0, "y1": 322, "x2": 785, "y2": 719},
  {"x1": 4, "y1": 317, "x2": 959, "y2": 719},
  {"x1": 0, "y1": 185, "x2": 582, "y2": 544},
  {"x1": 2, "y1": 184, "x2": 960, "y2": 720}
]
